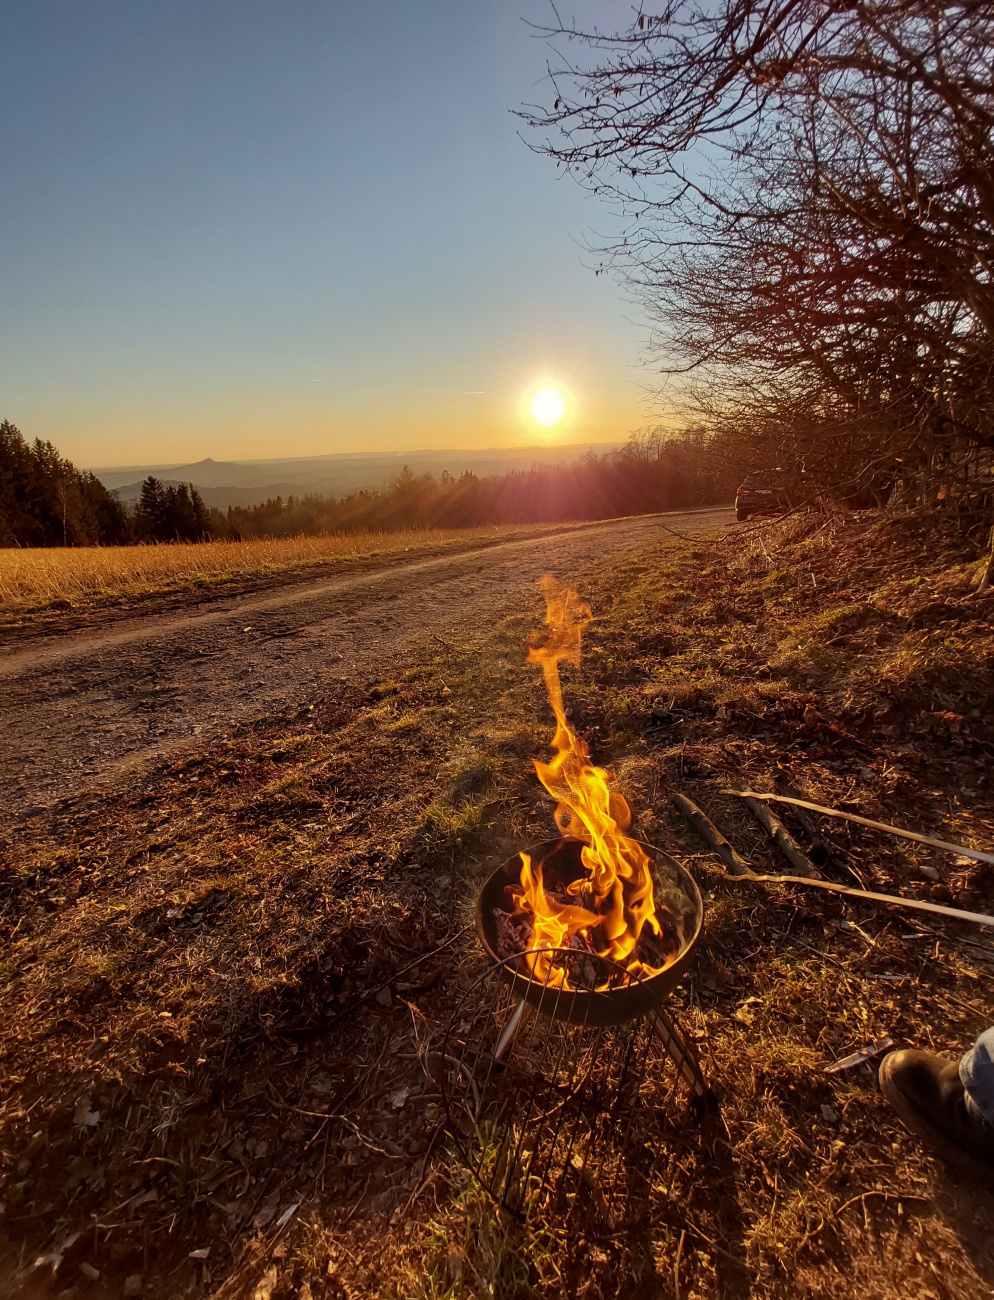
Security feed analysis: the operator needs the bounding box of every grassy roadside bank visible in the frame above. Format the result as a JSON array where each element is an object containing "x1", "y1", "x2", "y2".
[
  {"x1": 0, "y1": 523, "x2": 573, "y2": 630},
  {"x1": 0, "y1": 513, "x2": 992, "y2": 1298}
]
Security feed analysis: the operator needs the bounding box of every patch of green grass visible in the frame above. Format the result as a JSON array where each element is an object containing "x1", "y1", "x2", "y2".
[{"x1": 405, "y1": 1168, "x2": 558, "y2": 1300}]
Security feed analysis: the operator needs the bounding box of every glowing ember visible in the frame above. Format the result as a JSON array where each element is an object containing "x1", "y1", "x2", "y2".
[{"x1": 507, "y1": 576, "x2": 675, "y2": 989}]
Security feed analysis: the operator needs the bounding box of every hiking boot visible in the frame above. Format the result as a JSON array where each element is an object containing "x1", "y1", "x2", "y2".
[{"x1": 879, "y1": 1048, "x2": 994, "y2": 1169}]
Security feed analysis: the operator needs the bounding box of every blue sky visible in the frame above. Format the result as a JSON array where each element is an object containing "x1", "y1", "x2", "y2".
[{"x1": 0, "y1": 1, "x2": 650, "y2": 466}]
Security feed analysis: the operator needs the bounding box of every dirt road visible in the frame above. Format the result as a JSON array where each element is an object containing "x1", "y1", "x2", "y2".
[{"x1": 0, "y1": 509, "x2": 727, "y2": 824}]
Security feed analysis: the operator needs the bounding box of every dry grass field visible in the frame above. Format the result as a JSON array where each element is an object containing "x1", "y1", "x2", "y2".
[
  {"x1": 0, "y1": 525, "x2": 538, "y2": 617},
  {"x1": 0, "y1": 512, "x2": 992, "y2": 1298}
]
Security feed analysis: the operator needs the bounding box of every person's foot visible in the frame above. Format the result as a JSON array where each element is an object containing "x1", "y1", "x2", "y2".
[{"x1": 879, "y1": 1048, "x2": 994, "y2": 1169}]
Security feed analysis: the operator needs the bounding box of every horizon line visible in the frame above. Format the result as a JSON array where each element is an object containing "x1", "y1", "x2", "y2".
[{"x1": 88, "y1": 438, "x2": 627, "y2": 475}]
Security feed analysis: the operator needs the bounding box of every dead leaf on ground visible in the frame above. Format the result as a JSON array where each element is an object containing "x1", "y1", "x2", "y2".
[{"x1": 252, "y1": 1267, "x2": 278, "y2": 1300}]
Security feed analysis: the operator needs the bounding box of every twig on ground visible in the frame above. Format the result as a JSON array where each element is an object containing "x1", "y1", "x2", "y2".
[
  {"x1": 740, "y1": 795, "x2": 819, "y2": 878},
  {"x1": 674, "y1": 1228, "x2": 687, "y2": 1300},
  {"x1": 727, "y1": 792, "x2": 994, "y2": 867},
  {"x1": 703, "y1": 861, "x2": 994, "y2": 929},
  {"x1": 398, "y1": 1123, "x2": 447, "y2": 1219},
  {"x1": 835, "y1": 1189, "x2": 931, "y2": 1217},
  {"x1": 972, "y1": 525, "x2": 994, "y2": 595},
  {"x1": 672, "y1": 794, "x2": 751, "y2": 876},
  {"x1": 794, "y1": 1189, "x2": 931, "y2": 1251},
  {"x1": 656, "y1": 522, "x2": 697, "y2": 542},
  {"x1": 795, "y1": 1214, "x2": 826, "y2": 1252}
]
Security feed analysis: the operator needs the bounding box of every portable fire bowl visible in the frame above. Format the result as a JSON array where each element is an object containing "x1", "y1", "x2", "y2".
[
  {"x1": 441, "y1": 837, "x2": 709, "y2": 1232},
  {"x1": 478, "y1": 836, "x2": 703, "y2": 1027}
]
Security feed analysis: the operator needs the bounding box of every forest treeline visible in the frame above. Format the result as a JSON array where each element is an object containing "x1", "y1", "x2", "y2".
[
  {"x1": 0, "y1": 419, "x2": 130, "y2": 546},
  {"x1": 221, "y1": 429, "x2": 728, "y2": 538},
  {"x1": 0, "y1": 422, "x2": 731, "y2": 547}
]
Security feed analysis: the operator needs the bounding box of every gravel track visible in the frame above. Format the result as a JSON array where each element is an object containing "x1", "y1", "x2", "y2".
[{"x1": 0, "y1": 509, "x2": 728, "y2": 824}]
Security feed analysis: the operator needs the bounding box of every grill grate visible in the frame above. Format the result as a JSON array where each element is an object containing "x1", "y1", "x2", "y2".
[{"x1": 441, "y1": 948, "x2": 709, "y2": 1235}]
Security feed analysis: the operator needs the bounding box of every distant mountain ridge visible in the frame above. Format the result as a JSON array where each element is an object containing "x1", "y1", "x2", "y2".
[{"x1": 93, "y1": 443, "x2": 623, "y2": 509}]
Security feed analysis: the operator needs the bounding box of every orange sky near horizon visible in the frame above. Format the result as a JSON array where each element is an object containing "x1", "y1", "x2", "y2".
[
  {"x1": 60, "y1": 369, "x2": 648, "y2": 469},
  {"x1": 1, "y1": 2, "x2": 658, "y2": 472}
]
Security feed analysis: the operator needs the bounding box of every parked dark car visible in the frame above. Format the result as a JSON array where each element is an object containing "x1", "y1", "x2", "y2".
[{"x1": 734, "y1": 472, "x2": 790, "y2": 522}]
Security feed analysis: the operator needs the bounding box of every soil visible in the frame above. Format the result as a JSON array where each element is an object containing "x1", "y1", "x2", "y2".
[
  {"x1": 1, "y1": 509, "x2": 991, "y2": 1300},
  {"x1": 0, "y1": 509, "x2": 728, "y2": 827}
]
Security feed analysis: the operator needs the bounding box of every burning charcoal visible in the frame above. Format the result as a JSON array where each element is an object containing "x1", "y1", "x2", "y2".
[{"x1": 494, "y1": 908, "x2": 534, "y2": 960}]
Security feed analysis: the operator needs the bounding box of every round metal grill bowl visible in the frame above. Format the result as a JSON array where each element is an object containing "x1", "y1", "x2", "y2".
[{"x1": 476, "y1": 837, "x2": 704, "y2": 1027}]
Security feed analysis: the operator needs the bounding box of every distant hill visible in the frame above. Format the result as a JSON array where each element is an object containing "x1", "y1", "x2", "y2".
[{"x1": 92, "y1": 444, "x2": 623, "y2": 509}]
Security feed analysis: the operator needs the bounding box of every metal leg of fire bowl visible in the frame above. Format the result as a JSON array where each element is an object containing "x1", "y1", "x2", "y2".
[
  {"x1": 440, "y1": 960, "x2": 718, "y2": 1234},
  {"x1": 651, "y1": 1008, "x2": 707, "y2": 1101},
  {"x1": 494, "y1": 998, "x2": 527, "y2": 1062}
]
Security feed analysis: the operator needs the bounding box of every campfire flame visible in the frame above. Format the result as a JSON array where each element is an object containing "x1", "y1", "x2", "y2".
[{"x1": 512, "y1": 577, "x2": 669, "y2": 989}]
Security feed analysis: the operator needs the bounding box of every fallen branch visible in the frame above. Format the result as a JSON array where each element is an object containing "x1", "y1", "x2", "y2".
[
  {"x1": 835, "y1": 1189, "x2": 931, "y2": 1217},
  {"x1": 773, "y1": 769, "x2": 867, "y2": 886},
  {"x1": 741, "y1": 795, "x2": 819, "y2": 877},
  {"x1": 726, "y1": 792, "x2": 994, "y2": 867},
  {"x1": 672, "y1": 794, "x2": 751, "y2": 876},
  {"x1": 774, "y1": 770, "x2": 843, "y2": 856}
]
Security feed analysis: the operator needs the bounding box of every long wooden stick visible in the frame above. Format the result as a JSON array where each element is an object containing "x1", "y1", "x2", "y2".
[
  {"x1": 672, "y1": 794, "x2": 751, "y2": 876},
  {"x1": 714, "y1": 866, "x2": 994, "y2": 930},
  {"x1": 726, "y1": 791, "x2": 994, "y2": 867}
]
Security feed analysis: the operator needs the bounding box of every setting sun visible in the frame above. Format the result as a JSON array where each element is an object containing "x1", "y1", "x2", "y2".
[{"x1": 529, "y1": 385, "x2": 567, "y2": 428}]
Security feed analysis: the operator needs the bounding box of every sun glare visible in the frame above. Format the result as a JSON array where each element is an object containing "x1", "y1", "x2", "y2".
[{"x1": 529, "y1": 385, "x2": 567, "y2": 428}]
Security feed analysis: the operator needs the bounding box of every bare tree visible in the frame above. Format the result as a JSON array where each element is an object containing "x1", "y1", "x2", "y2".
[{"x1": 522, "y1": 0, "x2": 994, "y2": 518}]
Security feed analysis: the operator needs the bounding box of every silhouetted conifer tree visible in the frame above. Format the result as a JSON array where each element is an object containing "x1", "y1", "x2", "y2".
[{"x1": 0, "y1": 419, "x2": 129, "y2": 546}]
